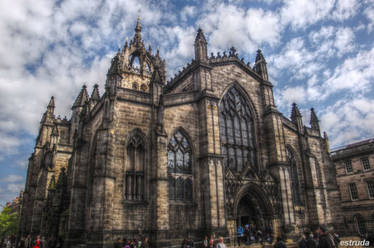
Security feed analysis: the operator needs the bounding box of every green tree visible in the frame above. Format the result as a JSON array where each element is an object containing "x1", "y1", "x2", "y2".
[{"x1": 0, "y1": 206, "x2": 19, "y2": 239}]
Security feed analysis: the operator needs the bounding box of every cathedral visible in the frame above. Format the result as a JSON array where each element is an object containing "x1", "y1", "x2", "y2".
[{"x1": 19, "y1": 18, "x2": 339, "y2": 247}]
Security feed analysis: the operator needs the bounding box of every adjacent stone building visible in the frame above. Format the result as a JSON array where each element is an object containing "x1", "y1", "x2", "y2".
[
  {"x1": 330, "y1": 138, "x2": 374, "y2": 236},
  {"x1": 19, "y1": 18, "x2": 338, "y2": 247}
]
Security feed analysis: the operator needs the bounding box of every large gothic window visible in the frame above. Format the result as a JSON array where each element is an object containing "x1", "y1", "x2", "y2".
[
  {"x1": 125, "y1": 132, "x2": 145, "y2": 201},
  {"x1": 286, "y1": 147, "x2": 301, "y2": 205},
  {"x1": 168, "y1": 130, "x2": 193, "y2": 201},
  {"x1": 219, "y1": 87, "x2": 256, "y2": 172}
]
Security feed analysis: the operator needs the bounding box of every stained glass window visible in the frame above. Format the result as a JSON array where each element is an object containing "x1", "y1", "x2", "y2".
[
  {"x1": 286, "y1": 147, "x2": 302, "y2": 205},
  {"x1": 125, "y1": 132, "x2": 145, "y2": 201},
  {"x1": 219, "y1": 87, "x2": 256, "y2": 172},
  {"x1": 168, "y1": 130, "x2": 193, "y2": 201}
]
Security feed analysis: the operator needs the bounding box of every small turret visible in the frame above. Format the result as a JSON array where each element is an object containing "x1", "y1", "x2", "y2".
[
  {"x1": 310, "y1": 108, "x2": 320, "y2": 132},
  {"x1": 91, "y1": 84, "x2": 100, "y2": 102},
  {"x1": 323, "y1": 131, "x2": 330, "y2": 153},
  {"x1": 194, "y1": 28, "x2": 208, "y2": 61},
  {"x1": 72, "y1": 85, "x2": 89, "y2": 109},
  {"x1": 47, "y1": 96, "x2": 55, "y2": 114},
  {"x1": 254, "y1": 49, "x2": 269, "y2": 81},
  {"x1": 40, "y1": 96, "x2": 56, "y2": 124},
  {"x1": 291, "y1": 103, "x2": 303, "y2": 132}
]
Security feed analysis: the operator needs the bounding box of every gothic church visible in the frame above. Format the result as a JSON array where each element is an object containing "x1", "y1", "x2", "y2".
[{"x1": 19, "y1": 18, "x2": 338, "y2": 247}]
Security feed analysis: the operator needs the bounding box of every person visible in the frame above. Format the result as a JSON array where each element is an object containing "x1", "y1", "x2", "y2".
[
  {"x1": 24, "y1": 235, "x2": 31, "y2": 248},
  {"x1": 305, "y1": 232, "x2": 317, "y2": 248},
  {"x1": 140, "y1": 237, "x2": 149, "y2": 248},
  {"x1": 18, "y1": 237, "x2": 26, "y2": 248},
  {"x1": 298, "y1": 234, "x2": 307, "y2": 248},
  {"x1": 274, "y1": 237, "x2": 287, "y2": 248},
  {"x1": 216, "y1": 237, "x2": 226, "y2": 248},
  {"x1": 181, "y1": 238, "x2": 187, "y2": 248},
  {"x1": 317, "y1": 226, "x2": 335, "y2": 248},
  {"x1": 208, "y1": 235, "x2": 214, "y2": 248},
  {"x1": 114, "y1": 238, "x2": 123, "y2": 248},
  {"x1": 244, "y1": 225, "x2": 250, "y2": 245},
  {"x1": 32, "y1": 236, "x2": 42, "y2": 248},
  {"x1": 332, "y1": 232, "x2": 340, "y2": 247},
  {"x1": 202, "y1": 236, "x2": 209, "y2": 248},
  {"x1": 237, "y1": 225, "x2": 244, "y2": 246}
]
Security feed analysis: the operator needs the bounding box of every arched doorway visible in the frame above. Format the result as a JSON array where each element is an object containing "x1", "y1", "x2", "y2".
[{"x1": 235, "y1": 184, "x2": 274, "y2": 232}]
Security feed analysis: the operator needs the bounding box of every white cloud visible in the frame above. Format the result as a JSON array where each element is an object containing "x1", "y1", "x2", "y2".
[
  {"x1": 180, "y1": 6, "x2": 196, "y2": 23},
  {"x1": 6, "y1": 183, "x2": 24, "y2": 194},
  {"x1": 1, "y1": 175, "x2": 23, "y2": 183},
  {"x1": 275, "y1": 86, "x2": 307, "y2": 107},
  {"x1": 325, "y1": 47, "x2": 374, "y2": 93},
  {"x1": 321, "y1": 97, "x2": 374, "y2": 147},
  {"x1": 280, "y1": 0, "x2": 335, "y2": 29},
  {"x1": 334, "y1": 27, "x2": 355, "y2": 56},
  {"x1": 364, "y1": 3, "x2": 374, "y2": 32},
  {"x1": 332, "y1": 0, "x2": 360, "y2": 21},
  {"x1": 197, "y1": 4, "x2": 282, "y2": 54}
]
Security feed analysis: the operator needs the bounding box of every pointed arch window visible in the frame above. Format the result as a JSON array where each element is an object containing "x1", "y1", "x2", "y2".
[
  {"x1": 167, "y1": 130, "x2": 193, "y2": 201},
  {"x1": 354, "y1": 214, "x2": 367, "y2": 235},
  {"x1": 125, "y1": 132, "x2": 145, "y2": 201},
  {"x1": 286, "y1": 147, "x2": 302, "y2": 205},
  {"x1": 219, "y1": 87, "x2": 256, "y2": 172}
]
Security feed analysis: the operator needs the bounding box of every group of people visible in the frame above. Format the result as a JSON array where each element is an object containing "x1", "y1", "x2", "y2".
[
  {"x1": 296, "y1": 226, "x2": 340, "y2": 248},
  {"x1": 113, "y1": 237, "x2": 150, "y2": 248},
  {"x1": 236, "y1": 224, "x2": 273, "y2": 245},
  {"x1": 1, "y1": 235, "x2": 64, "y2": 248},
  {"x1": 272, "y1": 225, "x2": 340, "y2": 248},
  {"x1": 200, "y1": 236, "x2": 227, "y2": 248}
]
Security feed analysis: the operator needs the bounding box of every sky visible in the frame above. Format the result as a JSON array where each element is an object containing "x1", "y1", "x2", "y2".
[{"x1": 0, "y1": 0, "x2": 373, "y2": 206}]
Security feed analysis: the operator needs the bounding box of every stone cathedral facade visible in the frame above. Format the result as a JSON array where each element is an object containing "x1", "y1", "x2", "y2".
[{"x1": 19, "y1": 19, "x2": 339, "y2": 247}]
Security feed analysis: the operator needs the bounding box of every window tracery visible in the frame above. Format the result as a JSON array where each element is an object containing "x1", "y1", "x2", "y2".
[
  {"x1": 125, "y1": 132, "x2": 145, "y2": 201},
  {"x1": 286, "y1": 146, "x2": 302, "y2": 205},
  {"x1": 219, "y1": 87, "x2": 256, "y2": 172},
  {"x1": 167, "y1": 130, "x2": 192, "y2": 201}
]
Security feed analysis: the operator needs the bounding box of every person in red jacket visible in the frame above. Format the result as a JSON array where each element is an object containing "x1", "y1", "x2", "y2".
[{"x1": 32, "y1": 235, "x2": 42, "y2": 248}]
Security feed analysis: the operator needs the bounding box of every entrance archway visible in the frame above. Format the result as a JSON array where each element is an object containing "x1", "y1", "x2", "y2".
[{"x1": 234, "y1": 184, "x2": 274, "y2": 232}]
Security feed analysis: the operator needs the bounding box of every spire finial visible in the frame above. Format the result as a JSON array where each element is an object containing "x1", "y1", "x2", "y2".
[
  {"x1": 47, "y1": 96, "x2": 55, "y2": 113},
  {"x1": 310, "y1": 107, "x2": 320, "y2": 131},
  {"x1": 134, "y1": 10, "x2": 142, "y2": 43}
]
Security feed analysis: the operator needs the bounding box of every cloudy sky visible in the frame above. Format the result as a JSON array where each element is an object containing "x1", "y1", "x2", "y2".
[{"x1": 0, "y1": 0, "x2": 373, "y2": 206}]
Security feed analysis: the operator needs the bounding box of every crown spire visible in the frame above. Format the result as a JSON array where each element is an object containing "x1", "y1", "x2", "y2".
[{"x1": 134, "y1": 11, "x2": 142, "y2": 43}]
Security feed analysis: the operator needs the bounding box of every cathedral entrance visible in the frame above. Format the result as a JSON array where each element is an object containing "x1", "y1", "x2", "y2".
[{"x1": 234, "y1": 185, "x2": 274, "y2": 233}]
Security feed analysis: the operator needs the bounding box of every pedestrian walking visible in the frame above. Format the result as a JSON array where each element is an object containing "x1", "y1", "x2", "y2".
[
  {"x1": 274, "y1": 237, "x2": 287, "y2": 248},
  {"x1": 216, "y1": 237, "x2": 226, "y2": 248},
  {"x1": 32, "y1": 236, "x2": 42, "y2": 248},
  {"x1": 317, "y1": 226, "x2": 336, "y2": 248}
]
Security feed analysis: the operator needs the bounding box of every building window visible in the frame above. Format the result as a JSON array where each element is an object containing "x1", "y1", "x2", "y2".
[
  {"x1": 286, "y1": 147, "x2": 302, "y2": 205},
  {"x1": 354, "y1": 215, "x2": 367, "y2": 235},
  {"x1": 361, "y1": 157, "x2": 370, "y2": 171},
  {"x1": 345, "y1": 160, "x2": 353, "y2": 173},
  {"x1": 367, "y1": 181, "x2": 374, "y2": 199},
  {"x1": 132, "y1": 82, "x2": 138, "y2": 90},
  {"x1": 219, "y1": 86, "x2": 256, "y2": 172},
  {"x1": 349, "y1": 183, "x2": 358, "y2": 200},
  {"x1": 125, "y1": 132, "x2": 145, "y2": 201},
  {"x1": 168, "y1": 130, "x2": 193, "y2": 201}
]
